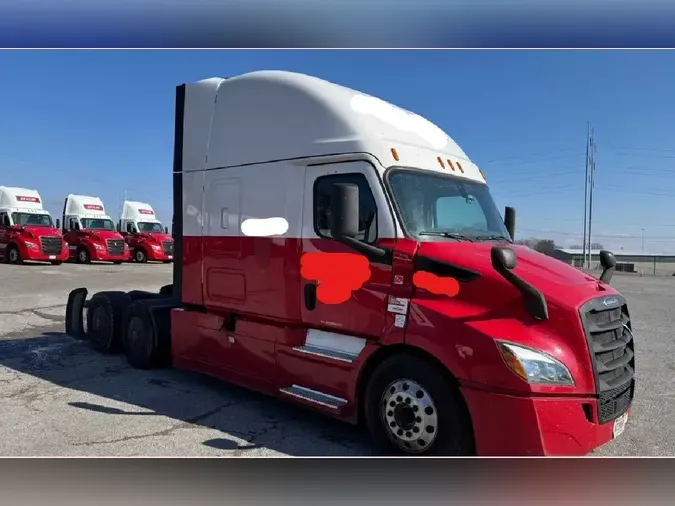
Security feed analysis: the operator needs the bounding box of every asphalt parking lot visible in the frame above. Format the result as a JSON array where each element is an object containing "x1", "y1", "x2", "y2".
[{"x1": 0, "y1": 262, "x2": 670, "y2": 456}]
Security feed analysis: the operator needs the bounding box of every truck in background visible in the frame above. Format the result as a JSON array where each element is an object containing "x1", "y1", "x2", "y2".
[
  {"x1": 0, "y1": 186, "x2": 69, "y2": 265},
  {"x1": 65, "y1": 71, "x2": 635, "y2": 456},
  {"x1": 62, "y1": 194, "x2": 130, "y2": 264},
  {"x1": 118, "y1": 200, "x2": 174, "y2": 263}
]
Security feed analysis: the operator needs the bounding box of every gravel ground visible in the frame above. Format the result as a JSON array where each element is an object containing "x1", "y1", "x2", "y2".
[{"x1": 0, "y1": 263, "x2": 669, "y2": 456}]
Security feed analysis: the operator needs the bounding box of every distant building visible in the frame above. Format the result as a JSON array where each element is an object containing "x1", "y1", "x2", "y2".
[{"x1": 552, "y1": 248, "x2": 675, "y2": 276}]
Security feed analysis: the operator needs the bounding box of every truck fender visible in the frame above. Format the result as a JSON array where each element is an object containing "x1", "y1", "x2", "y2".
[{"x1": 65, "y1": 287, "x2": 89, "y2": 339}]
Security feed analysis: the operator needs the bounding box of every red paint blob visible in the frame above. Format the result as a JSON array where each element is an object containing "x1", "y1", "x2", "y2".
[
  {"x1": 301, "y1": 252, "x2": 372, "y2": 304},
  {"x1": 412, "y1": 271, "x2": 460, "y2": 297}
]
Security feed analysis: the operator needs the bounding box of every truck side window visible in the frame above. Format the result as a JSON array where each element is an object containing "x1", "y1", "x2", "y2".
[
  {"x1": 0, "y1": 213, "x2": 9, "y2": 227},
  {"x1": 314, "y1": 173, "x2": 378, "y2": 244}
]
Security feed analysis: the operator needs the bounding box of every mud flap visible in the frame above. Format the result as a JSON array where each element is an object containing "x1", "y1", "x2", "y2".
[{"x1": 65, "y1": 287, "x2": 89, "y2": 340}]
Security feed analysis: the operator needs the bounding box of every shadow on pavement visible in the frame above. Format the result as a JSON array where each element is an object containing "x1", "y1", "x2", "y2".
[{"x1": 0, "y1": 330, "x2": 372, "y2": 456}]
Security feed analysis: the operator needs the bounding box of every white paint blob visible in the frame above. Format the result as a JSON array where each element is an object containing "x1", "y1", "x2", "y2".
[
  {"x1": 241, "y1": 217, "x2": 289, "y2": 237},
  {"x1": 350, "y1": 94, "x2": 450, "y2": 150}
]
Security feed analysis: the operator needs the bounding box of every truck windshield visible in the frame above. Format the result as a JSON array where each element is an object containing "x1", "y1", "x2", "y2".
[
  {"x1": 11, "y1": 212, "x2": 54, "y2": 227},
  {"x1": 137, "y1": 222, "x2": 165, "y2": 233},
  {"x1": 81, "y1": 218, "x2": 115, "y2": 230},
  {"x1": 386, "y1": 168, "x2": 511, "y2": 242}
]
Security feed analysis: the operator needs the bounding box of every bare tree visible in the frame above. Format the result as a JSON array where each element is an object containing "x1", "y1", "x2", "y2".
[{"x1": 590, "y1": 242, "x2": 604, "y2": 250}]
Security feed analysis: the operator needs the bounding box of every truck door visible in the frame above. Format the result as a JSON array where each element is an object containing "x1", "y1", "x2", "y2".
[
  {"x1": 0, "y1": 212, "x2": 10, "y2": 257},
  {"x1": 300, "y1": 160, "x2": 396, "y2": 339}
]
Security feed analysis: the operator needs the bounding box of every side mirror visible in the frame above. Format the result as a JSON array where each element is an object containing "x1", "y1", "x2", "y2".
[
  {"x1": 599, "y1": 250, "x2": 617, "y2": 285},
  {"x1": 2, "y1": 216, "x2": 10, "y2": 227},
  {"x1": 491, "y1": 246, "x2": 548, "y2": 321},
  {"x1": 165, "y1": 227, "x2": 169, "y2": 234},
  {"x1": 328, "y1": 183, "x2": 359, "y2": 239},
  {"x1": 491, "y1": 246, "x2": 517, "y2": 271},
  {"x1": 74, "y1": 222, "x2": 80, "y2": 231},
  {"x1": 126, "y1": 223, "x2": 134, "y2": 234},
  {"x1": 504, "y1": 206, "x2": 516, "y2": 240},
  {"x1": 55, "y1": 218, "x2": 61, "y2": 229}
]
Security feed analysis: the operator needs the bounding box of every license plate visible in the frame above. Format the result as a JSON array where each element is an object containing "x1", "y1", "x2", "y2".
[
  {"x1": 168, "y1": 255, "x2": 173, "y2": 260},
  {"x1": 48, "y1": 255, "x2": 56, "y2": 260},
  {"x1": 613, "y1": 412, "x2": 628, "y2": 438}
]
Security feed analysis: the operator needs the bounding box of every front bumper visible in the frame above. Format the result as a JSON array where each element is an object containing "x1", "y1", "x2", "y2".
[
  {"x1": 461, "y1": 386, "x2": 628, "y2": 456},
  {"x1": 21, "y1": 244, "x2": 69, "y2": 262},
  {"x1": 90, "y1": 248, "x2": 131, "y2": 262},
  {"x1": 146, "y1": 247, "x2": 174, "y2": 261}
]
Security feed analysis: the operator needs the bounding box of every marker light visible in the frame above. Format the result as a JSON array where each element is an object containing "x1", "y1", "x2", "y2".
[
  {"x1": 391, "y1": 148, "x2": 399, "y2": 161},
  {"x1": 496, "y1": 341, "x2": 574, "y2": 386},
  {"x1": 437, "y1": 156, "x2": 445, "y2": 169},
  {"x1": 456, "y1": 161, "x2": 464, "y2": 173}
]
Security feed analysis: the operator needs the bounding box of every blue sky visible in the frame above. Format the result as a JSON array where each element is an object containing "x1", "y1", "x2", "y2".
[{"x1": 1, "y1": 50, "x2": 674, "y2": 252}]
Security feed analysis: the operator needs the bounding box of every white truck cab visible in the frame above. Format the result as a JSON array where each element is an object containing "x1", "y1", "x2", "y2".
[{"x1": 119, "y1": 201, "x2": 167, "y2": 234}]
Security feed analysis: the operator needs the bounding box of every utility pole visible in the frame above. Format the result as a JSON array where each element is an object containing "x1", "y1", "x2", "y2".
[
  {"x1": 642, "y1": 228, "x2": 645, "y2": 252},
  {"x1": 582, "y1": 122, "x2": 590, "y2": 269},
  {"x1": 587, "y1": 128, "x2": 596, "y2": 268}
]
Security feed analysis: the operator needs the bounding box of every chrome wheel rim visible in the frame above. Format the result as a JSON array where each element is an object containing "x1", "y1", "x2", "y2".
[
  {"x1": 8, "y1": 249, "x2": 18, "y2": 262},
  {"x1": 381, "y1": 379, "x2": 438, "y2": 453},
  {"x1": 79, "y1": 251, "x2": 87, "y2": 262}
]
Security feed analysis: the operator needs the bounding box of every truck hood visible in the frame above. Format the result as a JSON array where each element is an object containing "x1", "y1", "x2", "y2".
[
  {"x1": 137, "y1": 232, "x2": 173, "y2": 242},
  {"x1": 82, "y1": 229, "x2": 125, "y2": 241},
  {"x1": 15, "y1": 226, "x2": 63, "y2": 239},
  {"x1": 416, "y1": 241, "x2": 611, "y2": 308}
]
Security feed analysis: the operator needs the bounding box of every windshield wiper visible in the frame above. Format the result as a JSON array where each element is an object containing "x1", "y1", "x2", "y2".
[
  {"x1": 418, "y1": 231, "x2": 474, "y2": 242},
  {"x1": 474, "y1": 234, "x2": 512, "y2": 243}
]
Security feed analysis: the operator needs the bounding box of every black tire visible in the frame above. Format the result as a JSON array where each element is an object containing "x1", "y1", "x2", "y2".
[
  {"x1": 76, "y1": 247, "x2": 90, "y2": 264},
  {"x1": 5, "y1": 245, "x2": 22, "y2": 265},
  {"x1": 122, "y1": 300, "x2": 171, "y2": 369},
  {"x1": 86, "y1": 291, "x2": 132, "y2": 354},
  {"x1": 50, "y1": 261, "x2": 63, "y2": 266},
  {"x1": 364, "y1": 354, "x2": 474, "y2": 456},
  {"x1": 134, "y1": 248, "x2": 147, "y2": 263}
]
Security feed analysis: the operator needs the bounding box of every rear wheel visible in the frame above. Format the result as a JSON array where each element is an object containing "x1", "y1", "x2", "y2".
[
  {"x1": 122, "y1": 300, "x2": 171, "y2": 369},
  {"x1": 86, "y1": 291, "x2": 132, "y2": 353},
  {"x1": 364, "y1": 355, "x2": 474, "y2": 456},
  {"x1": 134, "y1": 248, "x2": 147, "y2": 263},
  {"x1": 5, "y1": 245, "x2": 22, "y2": 265},
  {"x1": 76, "y1": 247, "x2": 90, "y2": 264}
]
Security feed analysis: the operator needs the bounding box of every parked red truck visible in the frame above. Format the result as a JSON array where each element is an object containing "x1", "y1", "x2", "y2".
[
  {"x1": 62, "y1": 194, "x2": 130, "y2": 264},
  {"x1": 0, "y1": 186, "x2": 69, "y2": 265},
  {"x1": 118, "y1": 200, "x2": 174, "y2": 263},
  {"x1": 65, "y1": 71, "x2": 635, "y2": 456}
]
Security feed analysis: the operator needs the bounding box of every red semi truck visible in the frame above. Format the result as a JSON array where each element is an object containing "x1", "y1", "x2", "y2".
[
  {"x1": 65, "y1": 71, "x2": 635, "y2": 456},
  {"x1": 118, "y1": 200, "x2": 174, "y2": 263},
  {"x1": 0, "y1": 186, "x2": 69, "y2": 265},
  {"x1": 62, "y1": 194, "x2": 131, "y2": 264}
]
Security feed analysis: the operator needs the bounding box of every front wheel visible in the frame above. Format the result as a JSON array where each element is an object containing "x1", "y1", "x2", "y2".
[
  {"x1": 76, "y1": 247, "x2": 90, "y2": 264},
  {"x1": 5, "y1": 245, "x2": 22, "y2": 265},
  {"x1": 134, "y1": 248, "x2": 147, "y2": 263},
  {"x1": 364, "y1": 355, "x2": 474, "y2": 456}
]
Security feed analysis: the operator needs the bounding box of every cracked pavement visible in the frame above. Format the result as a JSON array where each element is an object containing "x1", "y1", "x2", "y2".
[{"x1": 0, "y1": 263, "x2": 672, "y2": 456}]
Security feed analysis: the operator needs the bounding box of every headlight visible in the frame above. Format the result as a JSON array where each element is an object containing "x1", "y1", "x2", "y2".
[
  {"x1": 25, "y1": 242, "x2": 37, "y2": 249},
  {"x1": 151, "y1": 245, "x2": 162, "y2": 251},
  {"x1": 496, "y1": 341, "x2": 574, "y2": 386},
  {"x1": 93, "y1": 243, "x2": 105, "y2": 250}
]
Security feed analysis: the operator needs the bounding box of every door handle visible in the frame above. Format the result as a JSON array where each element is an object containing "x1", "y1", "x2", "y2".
[{"x1": 304, "y1": 283, "x2": 317, "y2": 311}]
